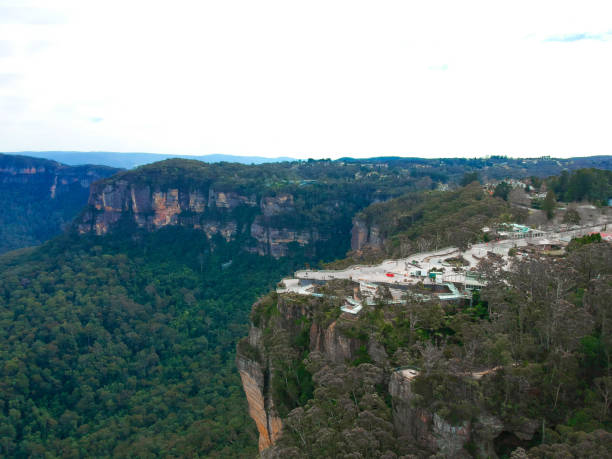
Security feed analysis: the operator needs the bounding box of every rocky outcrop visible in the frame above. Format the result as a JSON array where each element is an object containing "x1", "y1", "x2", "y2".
[
  {"x1": 389, "y1": 369, "x2": 476, "y2": 457},
  {"x1": 389, "y1": 369, "x2": 439, "y2": 452},
  {"x1": 236, "y1": 317, "x2": 284, "y2": 451},
  {"x1": 208, "y1": 189, "x2": 257, "y2": 208},
  {"x1": 389, "y1": 369, "x2": 538, "y2": 458},
  {"x1": 236, "y1": 318, "x2": 286, "y2": 452},
  {"x1": 309, "y1": 320, "x2": 359, "y2": 364},
  {"x1": 250, "y1": 219, "x2": 322, "y2": 258},
  {"x1": 261, "y1": 193, "x2": 294, "y2": 217},
  {"x1": 350, "y1": 217, "x2": 383, "y2": 251}
]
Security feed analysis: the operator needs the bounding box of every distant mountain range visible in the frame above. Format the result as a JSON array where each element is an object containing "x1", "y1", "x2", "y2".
[{"x1": 2, "y1": 151, "x2": 296, "y2": 169}]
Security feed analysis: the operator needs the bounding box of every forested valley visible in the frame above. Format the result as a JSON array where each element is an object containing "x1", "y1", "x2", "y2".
[{"x1": 0, "y1": 229, "x2": 306, "y2": 457}]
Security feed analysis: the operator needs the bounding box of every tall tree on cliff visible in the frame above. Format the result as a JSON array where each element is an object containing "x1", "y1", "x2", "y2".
[{"x1": 542, "y1": 190, "x2": 556, "y2": 220}]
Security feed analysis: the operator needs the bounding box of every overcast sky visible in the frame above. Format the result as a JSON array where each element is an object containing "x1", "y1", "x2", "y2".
[{"x1": 1, "y1": 0, "x2": 611, "y2": 159}]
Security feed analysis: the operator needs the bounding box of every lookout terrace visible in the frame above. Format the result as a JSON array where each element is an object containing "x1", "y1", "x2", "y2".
[{"x1": 277, "y1": 222, "x2": 611, "y2": 314}]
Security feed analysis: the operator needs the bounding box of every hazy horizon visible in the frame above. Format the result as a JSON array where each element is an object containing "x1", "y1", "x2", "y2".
[{"x1": 5, "y1": 150, "x2": 612, "y2": 162}]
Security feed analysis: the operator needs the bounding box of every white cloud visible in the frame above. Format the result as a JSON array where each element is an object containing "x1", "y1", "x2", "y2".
[{"x1": 0, "y1": 0, "x2": 611, "y2": 158}]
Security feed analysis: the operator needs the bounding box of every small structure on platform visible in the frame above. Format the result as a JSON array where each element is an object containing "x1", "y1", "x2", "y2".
[{"x1": 341, "y1": 297, "x2": 363, "y2": 315}]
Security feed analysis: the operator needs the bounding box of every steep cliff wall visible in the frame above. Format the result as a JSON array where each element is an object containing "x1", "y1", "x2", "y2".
[
  {"x1": 308, "y1": 320, "x2": 360, "y2": 364},
  {"x1": 0, "y1": 153, "x2": 119, "y2": 253},
  {"x1": 0, "y1": 155, "x2": 118, "y2": 199},
  {"x1": 77, "y1": 180, "x2": 327, "y2": 258},
  {"x1": 236, "y1": 355, "x2": 283, "y2": 451}
]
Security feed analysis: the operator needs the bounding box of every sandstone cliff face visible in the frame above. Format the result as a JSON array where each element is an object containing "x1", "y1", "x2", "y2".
[
  {"x1": 236, "y1": 318, "x2": 285, "y2": 453},
  {"x1": 389, "y1": 370, "x2": 441, "y2": 453},
  {"x1": 236, "y1": 355, "x2": 283, "y2": 451},
  {"x1": 309, "y1": 320, "x2": 360, "y2": 364},
  {"x1": 390, "y1": 369, "x2": 485, "y2": 457},
  {"x1": 350, "y1": 217, "x2": 383, "y2": 251},
  {"x1": 250, "y1": 219, "x2": 321, "y2": 258},
  {"x1": 78, "y1": 182, "x2": 326, "y2": 258},
  {"x1": 261, "y1": 194, "x2": 294, "y2": 217}
]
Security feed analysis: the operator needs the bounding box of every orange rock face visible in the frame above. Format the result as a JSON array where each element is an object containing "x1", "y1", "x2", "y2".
[
  {"x1": 237, "y1": 361, "x2": 283, "y2": 451},
  {"x1": 152, "y1": 189, "x2": 181, "y2": 227}
]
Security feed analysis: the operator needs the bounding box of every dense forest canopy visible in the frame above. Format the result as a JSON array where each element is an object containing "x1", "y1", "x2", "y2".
[{"x1": 0, "y1": 229, "x2": 312, "y2": 458}]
